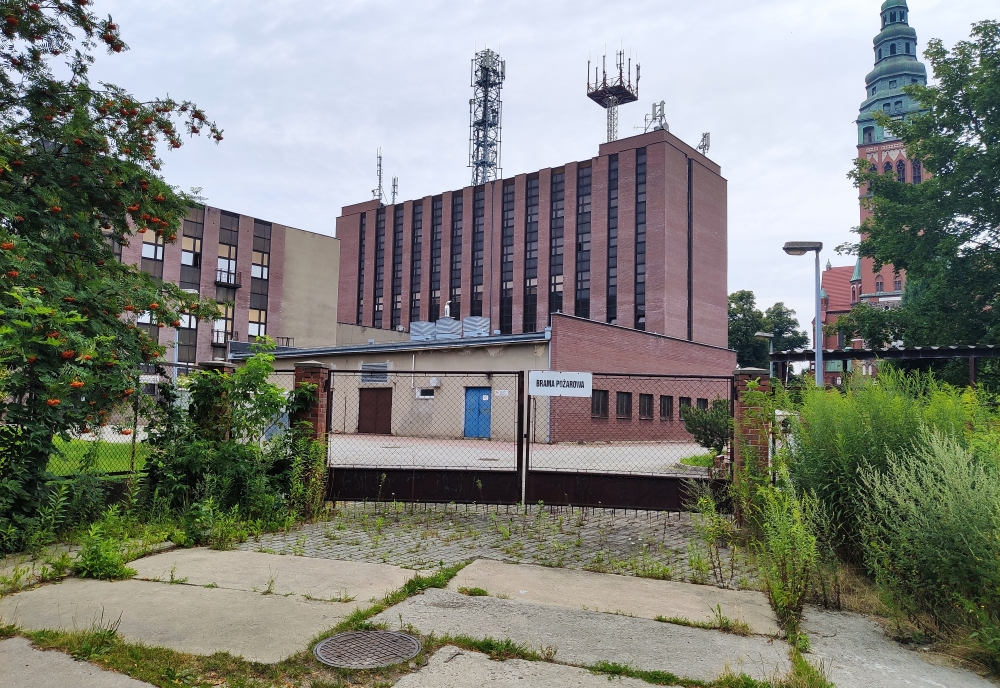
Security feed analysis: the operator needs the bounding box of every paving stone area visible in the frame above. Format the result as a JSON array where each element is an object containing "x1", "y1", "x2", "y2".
[{"x1": 239, "y1": 502, "x2": 754, "y2": 588}]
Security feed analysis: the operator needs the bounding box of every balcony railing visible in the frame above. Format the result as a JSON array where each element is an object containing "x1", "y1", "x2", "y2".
[
  {"x1": 215, "y1": 269, "x2": 242, "y2": 288},
  {"x1": 211, "y1": 330, "x2": 239, "y2": 346}
]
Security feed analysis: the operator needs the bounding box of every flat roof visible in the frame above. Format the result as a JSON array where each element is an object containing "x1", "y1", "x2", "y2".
[{"x1": 229, "y1": 330, "x2": 550, "y2": 360}]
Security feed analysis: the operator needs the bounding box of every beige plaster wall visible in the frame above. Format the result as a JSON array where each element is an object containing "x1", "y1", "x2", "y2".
[
  {"x1": 335, "y1": 323, "x2": 410, "y2": 346},
  {"x1": 280, "y1": 228, "x2": 340, "y2": 348}
]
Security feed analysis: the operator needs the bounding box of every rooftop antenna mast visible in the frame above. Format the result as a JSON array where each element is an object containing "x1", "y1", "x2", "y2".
[
  {"x1": 372, "y1": 148, "x2": 385, "y2": 206},
  {"x1": 697, "y1": 132, "x2": 711, "y2": 156},
  {"x1": 587, "y1": 47, "x2": 639, "y2": 143},
  {"x1": 391, "y1": 176, "x2": 398, "y2": 204},
  {"x1": 469, "y1": 46, "x2": 505, "y2": 185}
]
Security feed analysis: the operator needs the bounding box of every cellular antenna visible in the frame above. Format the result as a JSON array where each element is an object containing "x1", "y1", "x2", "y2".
[
  {"x1": 469, "y1": 47, "x2": 505, "y2": 185},
  {"x1": 372, "y1": 148, "x2": 385, "y2": 206},
  {"x1": 697, "y1": 132, "x2": 711, "y2": 156},
  {"x1": 391, "y1": 176, "x2": 398, "y2": 205},
  {"x1": 587, "y1": 47, "x2": 639, "y2": 143}
]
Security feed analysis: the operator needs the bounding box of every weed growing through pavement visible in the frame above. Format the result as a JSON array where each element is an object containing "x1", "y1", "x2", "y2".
[
  {"x1": 457, "y1": 586, "x2": 489, "y2": 596},
  {"x1": 246, "y1": 501, "x2": 755, "y2": 589}
]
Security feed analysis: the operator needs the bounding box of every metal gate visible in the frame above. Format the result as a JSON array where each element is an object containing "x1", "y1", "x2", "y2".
[
  {"x1": 325, "y1": 370, "x2": 524, "y2": 504},
  {"x1": 522, "y1": 373, "x2": 734, "y2": 510},
  {"x1": 324, "y1": 369, "x2": 733, "y2": 511}
]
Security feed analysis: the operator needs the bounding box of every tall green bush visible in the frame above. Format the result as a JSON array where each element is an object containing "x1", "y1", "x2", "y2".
[
  {"x1": 859, "y1": 432, "x2": 1000, "y2": 635},
  {"x1": 788, "y1": 370, "x2": 995, "y2": 555},
  {"x1": 143, "y1": 344, "x2": 325, "y2": 542}
]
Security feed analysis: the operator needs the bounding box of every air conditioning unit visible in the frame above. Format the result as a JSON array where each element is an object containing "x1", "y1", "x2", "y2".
[{"x1": 429, "y1": 377, "x2": 442, "y2": 388}]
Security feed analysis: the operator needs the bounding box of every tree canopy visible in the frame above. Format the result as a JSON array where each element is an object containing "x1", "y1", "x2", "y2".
[
  {"x1": 0, "y1": 0, "x2": 221, "y2": 546},
  {"x1": 728, "y1": 290, "x2": 809, "y2": 369},
  {"x1": 839, "y1": 20, "x2": 1000, "y2": 348}
]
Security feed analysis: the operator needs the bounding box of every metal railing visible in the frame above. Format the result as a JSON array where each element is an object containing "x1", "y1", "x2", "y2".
[{"x1": 215, "y1": 269, "x2": 242, "y2": 287}]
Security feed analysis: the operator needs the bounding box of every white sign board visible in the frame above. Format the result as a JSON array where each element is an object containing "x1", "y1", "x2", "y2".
[{"x1": 528, "y1": 371, "x2": 593, "y2": 397}]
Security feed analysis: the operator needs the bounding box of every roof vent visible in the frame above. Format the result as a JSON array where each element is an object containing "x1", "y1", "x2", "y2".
[
  {"x1": 463, "y1": 316, "x2": 491, "y2": 338},
  {"x1": 410, "y1": 321, "x2": 435, "y2": 342},
  {"x1": 360, "y1": 362, "x2": 389, "y2": 384},
  {"x1": 434, "y1": 317, "x2": 462, "y2": 340}
]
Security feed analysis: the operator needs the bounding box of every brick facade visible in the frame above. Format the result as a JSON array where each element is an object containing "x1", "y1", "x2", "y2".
[{"x1": 335, "y1": 129, "x2": 728, "y2": 348}]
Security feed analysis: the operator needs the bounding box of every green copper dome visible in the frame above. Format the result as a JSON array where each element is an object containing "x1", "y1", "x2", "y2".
[{"x1": 857, "y1": 0, "x2": 927, "y2": 146}]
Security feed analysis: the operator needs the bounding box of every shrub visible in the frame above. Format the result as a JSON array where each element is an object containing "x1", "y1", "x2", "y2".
[
  {"x1": 788, "y1": 370, "x2": 994, "y2": 557},
  {"x1": 859, "y1": 432, "x2": 1000, "y2": 637},
  {"x1": 755, "y1": 485, "x2": 818, "y2": 633},
  {"x1": 74, "y1": 521, "x2": 137, "y2": 580},
  {"x1": 681, "y1": 399, "x2": 731, "y2": 455}
]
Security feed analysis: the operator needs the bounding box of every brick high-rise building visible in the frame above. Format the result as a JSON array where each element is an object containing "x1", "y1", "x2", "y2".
[
  {"x1": 336, "y1": 128, "x2": 728, "y2": 348},
  {"x1": 117, "y1": 205, "x2": 341, "y2": 364},
  {"x1": 852, "y1": 0, "x2": 928, "y2": 309}
]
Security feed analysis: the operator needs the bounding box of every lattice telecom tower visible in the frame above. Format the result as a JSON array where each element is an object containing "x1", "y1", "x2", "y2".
[
  {"x1": 372, "y1": 148, "x2": 385, "y2": 206},
  {"x1": 587, "y1": 49, "x2": 640, "y2": 143},
  {"x1": 469, "y1": 47, "x2": 505, "y2": 186}
]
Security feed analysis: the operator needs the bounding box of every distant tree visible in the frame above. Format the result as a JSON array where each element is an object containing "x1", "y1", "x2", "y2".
[
  {"x1": 764, "y1": 302, "x2": 810, "y2": 353},
  {"x1": 729, "y1": 290, "x2": 768, "y2": 368}
]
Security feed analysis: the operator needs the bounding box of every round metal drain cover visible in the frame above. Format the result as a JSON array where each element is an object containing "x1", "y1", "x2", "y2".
[{"x1": 313, "y1": 631, "x2": 421, "y2": 669}]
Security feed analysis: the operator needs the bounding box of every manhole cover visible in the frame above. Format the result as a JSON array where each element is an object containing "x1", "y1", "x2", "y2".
[{"x1": 313, "y1": 631, "x2": 421, "y2": 669}]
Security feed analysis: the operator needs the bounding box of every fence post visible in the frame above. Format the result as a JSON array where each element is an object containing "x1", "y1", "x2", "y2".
[
  {"x1": 732, "y1": 367, "x2": 771, "y2": 472},
  {"x1": 293, "y1": 361, "x2": 330, "y2": 440}
]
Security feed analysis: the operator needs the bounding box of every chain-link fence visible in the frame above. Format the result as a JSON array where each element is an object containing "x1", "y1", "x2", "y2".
[
  {"x1": 326, "y1": 370, "x2": 523, "y2": 472},
  {"x1": 46, "y1": 365, "x2": 298, "y2": 476},
  {"x1": 527, "y1": 374, "x2": 733, "y2": 476}
]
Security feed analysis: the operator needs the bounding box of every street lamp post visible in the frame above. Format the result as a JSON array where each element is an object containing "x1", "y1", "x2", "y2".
[
  {"x1": 782, "y1": 241, "x2": 824, "y2": 387},
  {"x1": 754, "y1": 331, "x2": 774, "y2": 379}
]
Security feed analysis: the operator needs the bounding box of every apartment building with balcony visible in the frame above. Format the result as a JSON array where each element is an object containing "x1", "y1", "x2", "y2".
[{"x1": 117, "y1": 205, "x2": 341, "y2": 363}]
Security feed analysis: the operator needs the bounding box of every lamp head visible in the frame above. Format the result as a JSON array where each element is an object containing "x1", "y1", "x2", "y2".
[
  {"x1": 754, "y1": 331, "x2": 774, "y2": 340},
  {"x1": 783, "y1": 241, "x2": 823, "y2": 256}
]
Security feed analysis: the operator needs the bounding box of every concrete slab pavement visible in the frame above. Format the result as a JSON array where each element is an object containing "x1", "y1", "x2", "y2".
[
  {"x1": 393, "y1": 645, "x2": 665, "y2": 688},
  {"x1": 130, "y1": 547, "x2": 411, "y2": 602},
  {"x1": 450, "y1": 559, "x2": 778, "y2": 635},
  {"x1": 0, "y1": 578, "x2": 343, "y2": 663},
  {"x1": 373, "y1": 587, "x2": 789, "y2": 682},
  {"x1": 0, "y1": 636, "x2": 153, "y2": 688},
  {"x1": 803, "y1": 609, "x2": 996, "y2": 688}
]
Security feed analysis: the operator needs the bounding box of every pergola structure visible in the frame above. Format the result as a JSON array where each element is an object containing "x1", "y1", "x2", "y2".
[{"x1": 769, "y1": 345, "x2": 1000, "y2": 384}]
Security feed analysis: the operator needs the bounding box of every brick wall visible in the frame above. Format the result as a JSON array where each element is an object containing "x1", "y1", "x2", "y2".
[
  {"x1": 549, "y1": 313, "x2": 736, "y2": 376},
  {"x1": 732, "y1": 368, "x2": 770, "y2": 470},
  {"x1": 293, "y1": 361, "x2": 330, "y2": 440}
]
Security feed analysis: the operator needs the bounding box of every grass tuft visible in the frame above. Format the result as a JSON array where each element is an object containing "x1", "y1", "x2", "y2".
[{"x1": 457, "y1": 586, "x2": 489, "y2": 597}]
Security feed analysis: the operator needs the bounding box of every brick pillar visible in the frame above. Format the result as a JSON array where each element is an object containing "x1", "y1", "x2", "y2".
[
  {"x1": 293, "y1": 361, "x2": 330, "y2": 440},
  {"x1": 732, "y1": 367, "x2": 771, "y2": 471}
]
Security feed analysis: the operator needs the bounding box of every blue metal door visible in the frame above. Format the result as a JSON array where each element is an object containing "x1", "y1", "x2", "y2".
[{"x1": 464, "y1": 387, "x2": 492, "y2": 438}]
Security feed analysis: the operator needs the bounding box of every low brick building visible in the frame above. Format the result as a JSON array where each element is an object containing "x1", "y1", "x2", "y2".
[{"x1": 240, "y1": 313, "x2": 736, "y2": 444}]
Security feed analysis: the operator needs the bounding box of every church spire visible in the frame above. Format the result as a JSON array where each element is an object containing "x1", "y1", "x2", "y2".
[{"x1": 857, "y1": 0, "x2": 928, "y2": 146}]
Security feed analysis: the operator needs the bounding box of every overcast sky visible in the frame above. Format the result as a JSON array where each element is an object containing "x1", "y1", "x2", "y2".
[{"x1": 93, "y1": 0, "x2": 995, "y2": 342}]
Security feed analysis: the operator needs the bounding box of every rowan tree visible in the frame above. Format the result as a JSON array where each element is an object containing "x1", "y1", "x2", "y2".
[{"x1": 0, "y1": 0, "x2": 222, "y2": 548}]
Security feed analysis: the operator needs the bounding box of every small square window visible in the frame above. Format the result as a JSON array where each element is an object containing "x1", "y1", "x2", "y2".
[
  {"x1": 638, "y1": 394, "x2": 653, "y2": 419},
  {"x1": 591, "y1": 390, "x2": 609, "y2": 418},
  {"x1": 889, "y1": 80, "x2": 897, "y2": 89},
  {"x1": 615, "y1": 392, "x2": 632, "y2": 419},
  {"x1": 416, "y1": 388, "x2": 435, "y2": 398},
  {"x1": 697, "y1": 398, "x2": 709, "y2": 410},
  {"x1": 660, "y1": 395, "x2": 674, "y2": 420},
  {"x1": 679, "y1": 397, "x2": 692, "y2": 410}
]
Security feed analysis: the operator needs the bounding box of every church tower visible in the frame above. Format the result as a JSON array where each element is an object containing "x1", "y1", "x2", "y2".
[{"x1": 851, "y1": 0, "x2": 928, "y2": 310}]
